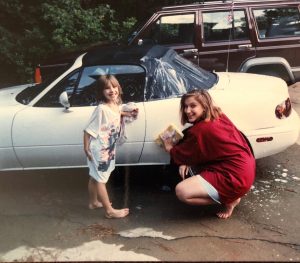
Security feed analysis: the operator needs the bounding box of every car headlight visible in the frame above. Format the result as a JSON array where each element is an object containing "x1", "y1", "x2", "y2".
[{"x1": 275, "y1": 98, "x2": 291, "y2": 119}]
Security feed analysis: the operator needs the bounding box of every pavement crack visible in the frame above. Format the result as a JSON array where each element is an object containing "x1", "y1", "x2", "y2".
[
  {"x1": 118, "y1": 232, "x2": 299, "y2": 251},
  {"x1": 170, "y1": 234, "x2": 300, "y2": 251},
  {"x1": 250, "y1": 221, "x2": 285, "y2": 235}
]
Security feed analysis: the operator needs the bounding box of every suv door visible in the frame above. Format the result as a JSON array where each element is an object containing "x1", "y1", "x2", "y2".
[
  {"x1": 134, "y1": 11, "x2": 199, "y2": 65},
  {"x1": 251, "y1": 5, "x2": 300, "y2": 81},
  {"x1": 199, "y1": 8, "x2": 255, "y2": 72}
]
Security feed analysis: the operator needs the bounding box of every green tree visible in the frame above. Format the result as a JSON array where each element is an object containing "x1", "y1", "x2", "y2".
[{"x1": 0, "y1": 0, "x2": 136, "y2": 86}]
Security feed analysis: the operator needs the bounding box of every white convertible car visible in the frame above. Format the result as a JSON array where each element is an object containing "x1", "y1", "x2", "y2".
[{"x1": 0, "y1": 44, "x2": 299, "y2": 171}]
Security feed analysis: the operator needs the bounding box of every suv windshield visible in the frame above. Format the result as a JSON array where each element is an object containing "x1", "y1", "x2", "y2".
[{"x1": 127, "y1": 15, "x2": 152, "y2": 44}]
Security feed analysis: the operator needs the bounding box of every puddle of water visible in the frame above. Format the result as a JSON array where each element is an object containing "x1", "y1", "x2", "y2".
[{"x1": 118, "y1": 227, "x2": 175, "y2": 240}]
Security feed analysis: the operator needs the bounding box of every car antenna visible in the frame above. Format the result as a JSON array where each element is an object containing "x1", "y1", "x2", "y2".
[{"x1": 226, "y1": 0, "x2": 234, "y2": 72}]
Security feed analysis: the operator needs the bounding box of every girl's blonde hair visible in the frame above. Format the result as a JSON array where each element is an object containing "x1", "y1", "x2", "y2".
[
  {"x1": 180, "y1": 89, "x2": 222, "y2": 125},
  {"x1": 96, "y1": 75, "x2": 123, "y2": 104}
]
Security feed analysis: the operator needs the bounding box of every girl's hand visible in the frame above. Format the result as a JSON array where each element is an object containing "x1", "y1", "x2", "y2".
[
  {"x1": 121, "y1": 108, "x2": 139, "y2": 118},
  {"x1": 179, "y1": 165, "x2": 190, "y2": 180},
  {"x1": 84, "y1": 148, "x2": 92, "y2": 161},
  {"x1": 131, "y1": 108, "x2": 139, "y2": 118},
  {"x1": 160, "y1": 136, "x2": 174, "y2": 153},
  {"x1": 83, "y1": 132, "x2": 92, "y2": 161}
]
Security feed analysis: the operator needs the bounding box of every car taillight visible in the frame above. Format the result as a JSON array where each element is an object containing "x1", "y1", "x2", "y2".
[
  {"x1": 35, "y1": 66, "x2": 42, "y2": 84},
  {"x1": 275, "y1": 98, "x2": 291, "y2": 119}
]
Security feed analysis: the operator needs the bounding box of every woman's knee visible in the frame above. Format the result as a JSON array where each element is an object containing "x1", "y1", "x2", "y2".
[{"x1": 175, "y1": 183, "x2": 189, "y2": 202}]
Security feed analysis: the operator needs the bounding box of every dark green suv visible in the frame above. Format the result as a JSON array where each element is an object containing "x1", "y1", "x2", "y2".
[
  {"x1": 128, "y1": 0, "x2": 300, "y2": 84},
  {"x1": 36, "y1": 0, "x2": 300, "y2": 85}
]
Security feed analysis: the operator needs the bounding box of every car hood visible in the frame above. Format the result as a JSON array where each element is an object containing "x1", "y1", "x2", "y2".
[{"x1": 0, "y1": 84, "x2": 32, "y2": 106}]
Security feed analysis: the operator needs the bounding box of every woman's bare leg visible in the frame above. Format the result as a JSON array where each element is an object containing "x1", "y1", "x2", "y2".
[
  {"x1": 176, "y1": 176, "x2": 240, "y2": 219},
  {"x1": 175, "y1": 176, "x2": 216, "y2": 206},
  {"x1": 88, "y1": 177, "x2": 103, "y2": 209},
  {"x1": 216, "y1": 198, "x2": 241, "y2": 219},
  {"x1": 96, "y1": 182, "x2": 129, "y2": 218}
]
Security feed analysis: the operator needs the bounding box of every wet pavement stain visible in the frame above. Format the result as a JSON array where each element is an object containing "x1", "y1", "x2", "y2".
[{"x1": 77, "y1": 223, "x2": 115, "y2": 240}]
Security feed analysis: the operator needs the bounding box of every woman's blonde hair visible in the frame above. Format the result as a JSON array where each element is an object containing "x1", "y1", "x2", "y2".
[
  {"x1": 180, "y1": 89, "x2": 222, "y2": 125},
  {"x1": 96, "y1": 75, "x2": 123, "y2": 104}
]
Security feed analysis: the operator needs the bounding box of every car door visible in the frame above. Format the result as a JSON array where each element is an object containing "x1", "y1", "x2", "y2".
[
  {"x1": 199, "y1": 8, "x2": 256, "y2": 72},
  {"x1": 12, "y1": 65, "x2": 146, "y2": 169},
  {"x1": 141, "y1": 98, "x2": 183, "y2": 164}
]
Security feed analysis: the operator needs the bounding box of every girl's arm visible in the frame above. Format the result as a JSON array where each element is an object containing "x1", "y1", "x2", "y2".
[{"x1": 83, "y1": 131, "x2": 92, "y2": 161}]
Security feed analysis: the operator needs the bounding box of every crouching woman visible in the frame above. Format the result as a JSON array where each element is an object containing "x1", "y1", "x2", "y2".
[{"x1": 161, "y1": 89, "x2": 256, "y2": 219}]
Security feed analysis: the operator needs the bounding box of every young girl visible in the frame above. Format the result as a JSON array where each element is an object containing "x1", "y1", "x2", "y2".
[
  {"x1": 161, "y1": 89, "x2": 256, "y2": 219},
  {"x1": 83, "y1": 75, "x2": 138, "y2": 218}
]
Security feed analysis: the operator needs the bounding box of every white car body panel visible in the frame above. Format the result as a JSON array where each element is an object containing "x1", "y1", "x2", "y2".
[
  {"x1": 141, "y1": 98, "x2": 183, "y2": 164},
  {"x1": 0, "y1": 85, "x2": 30, "y2": 170},
  {"x1": 0, "y1": 84, "x2": 32, "y2": 106},
  {"x1": 12, "y1": 102, "x2": 146, "y2": 169}
]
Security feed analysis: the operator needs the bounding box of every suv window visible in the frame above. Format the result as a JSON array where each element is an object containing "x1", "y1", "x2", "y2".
[
  {"x1": 253, "y1": 7, "x2": 300, "y2": 39},
  {"x1": 203, "y1": 10, "x2": 249, "y2": 42},
  {"x1": 145, "y1": 13, "x2": 195, "y2": 44}
]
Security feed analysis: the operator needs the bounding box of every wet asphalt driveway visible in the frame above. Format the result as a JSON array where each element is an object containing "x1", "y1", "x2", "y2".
[{"x1": 0, "y1": 141, "x2": 299, "y2": 261}]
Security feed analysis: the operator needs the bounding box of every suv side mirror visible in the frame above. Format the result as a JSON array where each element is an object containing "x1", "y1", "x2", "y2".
[
  {"x1": 138, "y1": 39, "x2": 143, "y2": 45},
  {"x1": 59, "y1": 91, "x2": 70, "y2": 109}
]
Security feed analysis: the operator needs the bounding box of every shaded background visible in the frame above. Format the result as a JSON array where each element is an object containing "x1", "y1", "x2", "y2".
[{"x1": 0, "y1": 0, "x2": 197, "y2": 88}]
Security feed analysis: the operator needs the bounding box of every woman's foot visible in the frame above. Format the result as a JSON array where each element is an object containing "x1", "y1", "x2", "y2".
[
  {"x1": 105, "y1": 208, "x2": 129, "y2": 219},
  {"x1": 88, "y1": 201, "x2": 104, "y2": 210},
  {"x1": 216, "y1": 198, "x2": 241, "y2": 219}
]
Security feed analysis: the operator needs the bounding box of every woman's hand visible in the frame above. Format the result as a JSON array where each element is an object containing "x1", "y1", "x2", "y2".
[
  {"x1": 160, "y1": 136, "x2": 174, "y2": 153},
  {"x1": 179, "y1": 165, "x2": 190, "y2": 180}
]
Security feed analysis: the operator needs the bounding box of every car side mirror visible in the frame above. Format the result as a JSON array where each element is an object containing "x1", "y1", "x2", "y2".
[{"x1": 59, "y1": 91, "x2": 70, "y2": 109}]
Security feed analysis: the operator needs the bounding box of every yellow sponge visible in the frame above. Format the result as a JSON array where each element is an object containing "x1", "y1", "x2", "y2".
[{"x1": 155, "y1": 124, "x2": 183, "y2": 147}]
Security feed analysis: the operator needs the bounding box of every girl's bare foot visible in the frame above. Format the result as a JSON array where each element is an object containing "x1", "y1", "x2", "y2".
[
  {"x1": 105, "y1": 208, "x2": 129, "y2": 219},
  {"x1": 88, "y1": 201, "x2": 104, "y2": 210},
  {"x1": 89, "y1": 201, "x2": 113, "y2": 210},
  {"x1": 216, "y1": 198, "x2": 241, "y2": 219}
]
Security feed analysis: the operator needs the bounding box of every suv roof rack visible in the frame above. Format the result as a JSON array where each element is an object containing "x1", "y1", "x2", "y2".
[{"x1": 161, "y1": 0, "x2": 295, "y2": 10}]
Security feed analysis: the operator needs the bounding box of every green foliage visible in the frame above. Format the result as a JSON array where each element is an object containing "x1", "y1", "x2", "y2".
[{"x1": 0, "y1": 0, "x2": 136, "y2": 85}]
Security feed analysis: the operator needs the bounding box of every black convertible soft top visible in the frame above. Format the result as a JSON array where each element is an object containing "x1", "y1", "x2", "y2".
[
  {"x1": 82, "y1": 44, "x2": 169, "y2": 66},
  {"x1": 82, "y1": 44, "x2": 218, "y2": 98}
]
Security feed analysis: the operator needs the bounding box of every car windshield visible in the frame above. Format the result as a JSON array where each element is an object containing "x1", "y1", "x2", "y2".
[
  {"x1": 142, "y1": 47, "x2": 218, "y2": 100},
  {"x1": 16, "y1": 82, "x2": 49, "y2": 105}
]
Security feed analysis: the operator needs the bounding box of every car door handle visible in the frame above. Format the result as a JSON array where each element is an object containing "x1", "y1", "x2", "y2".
[{"x1": 238, "y1": 44, "x2": 252, "y2": 49}]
